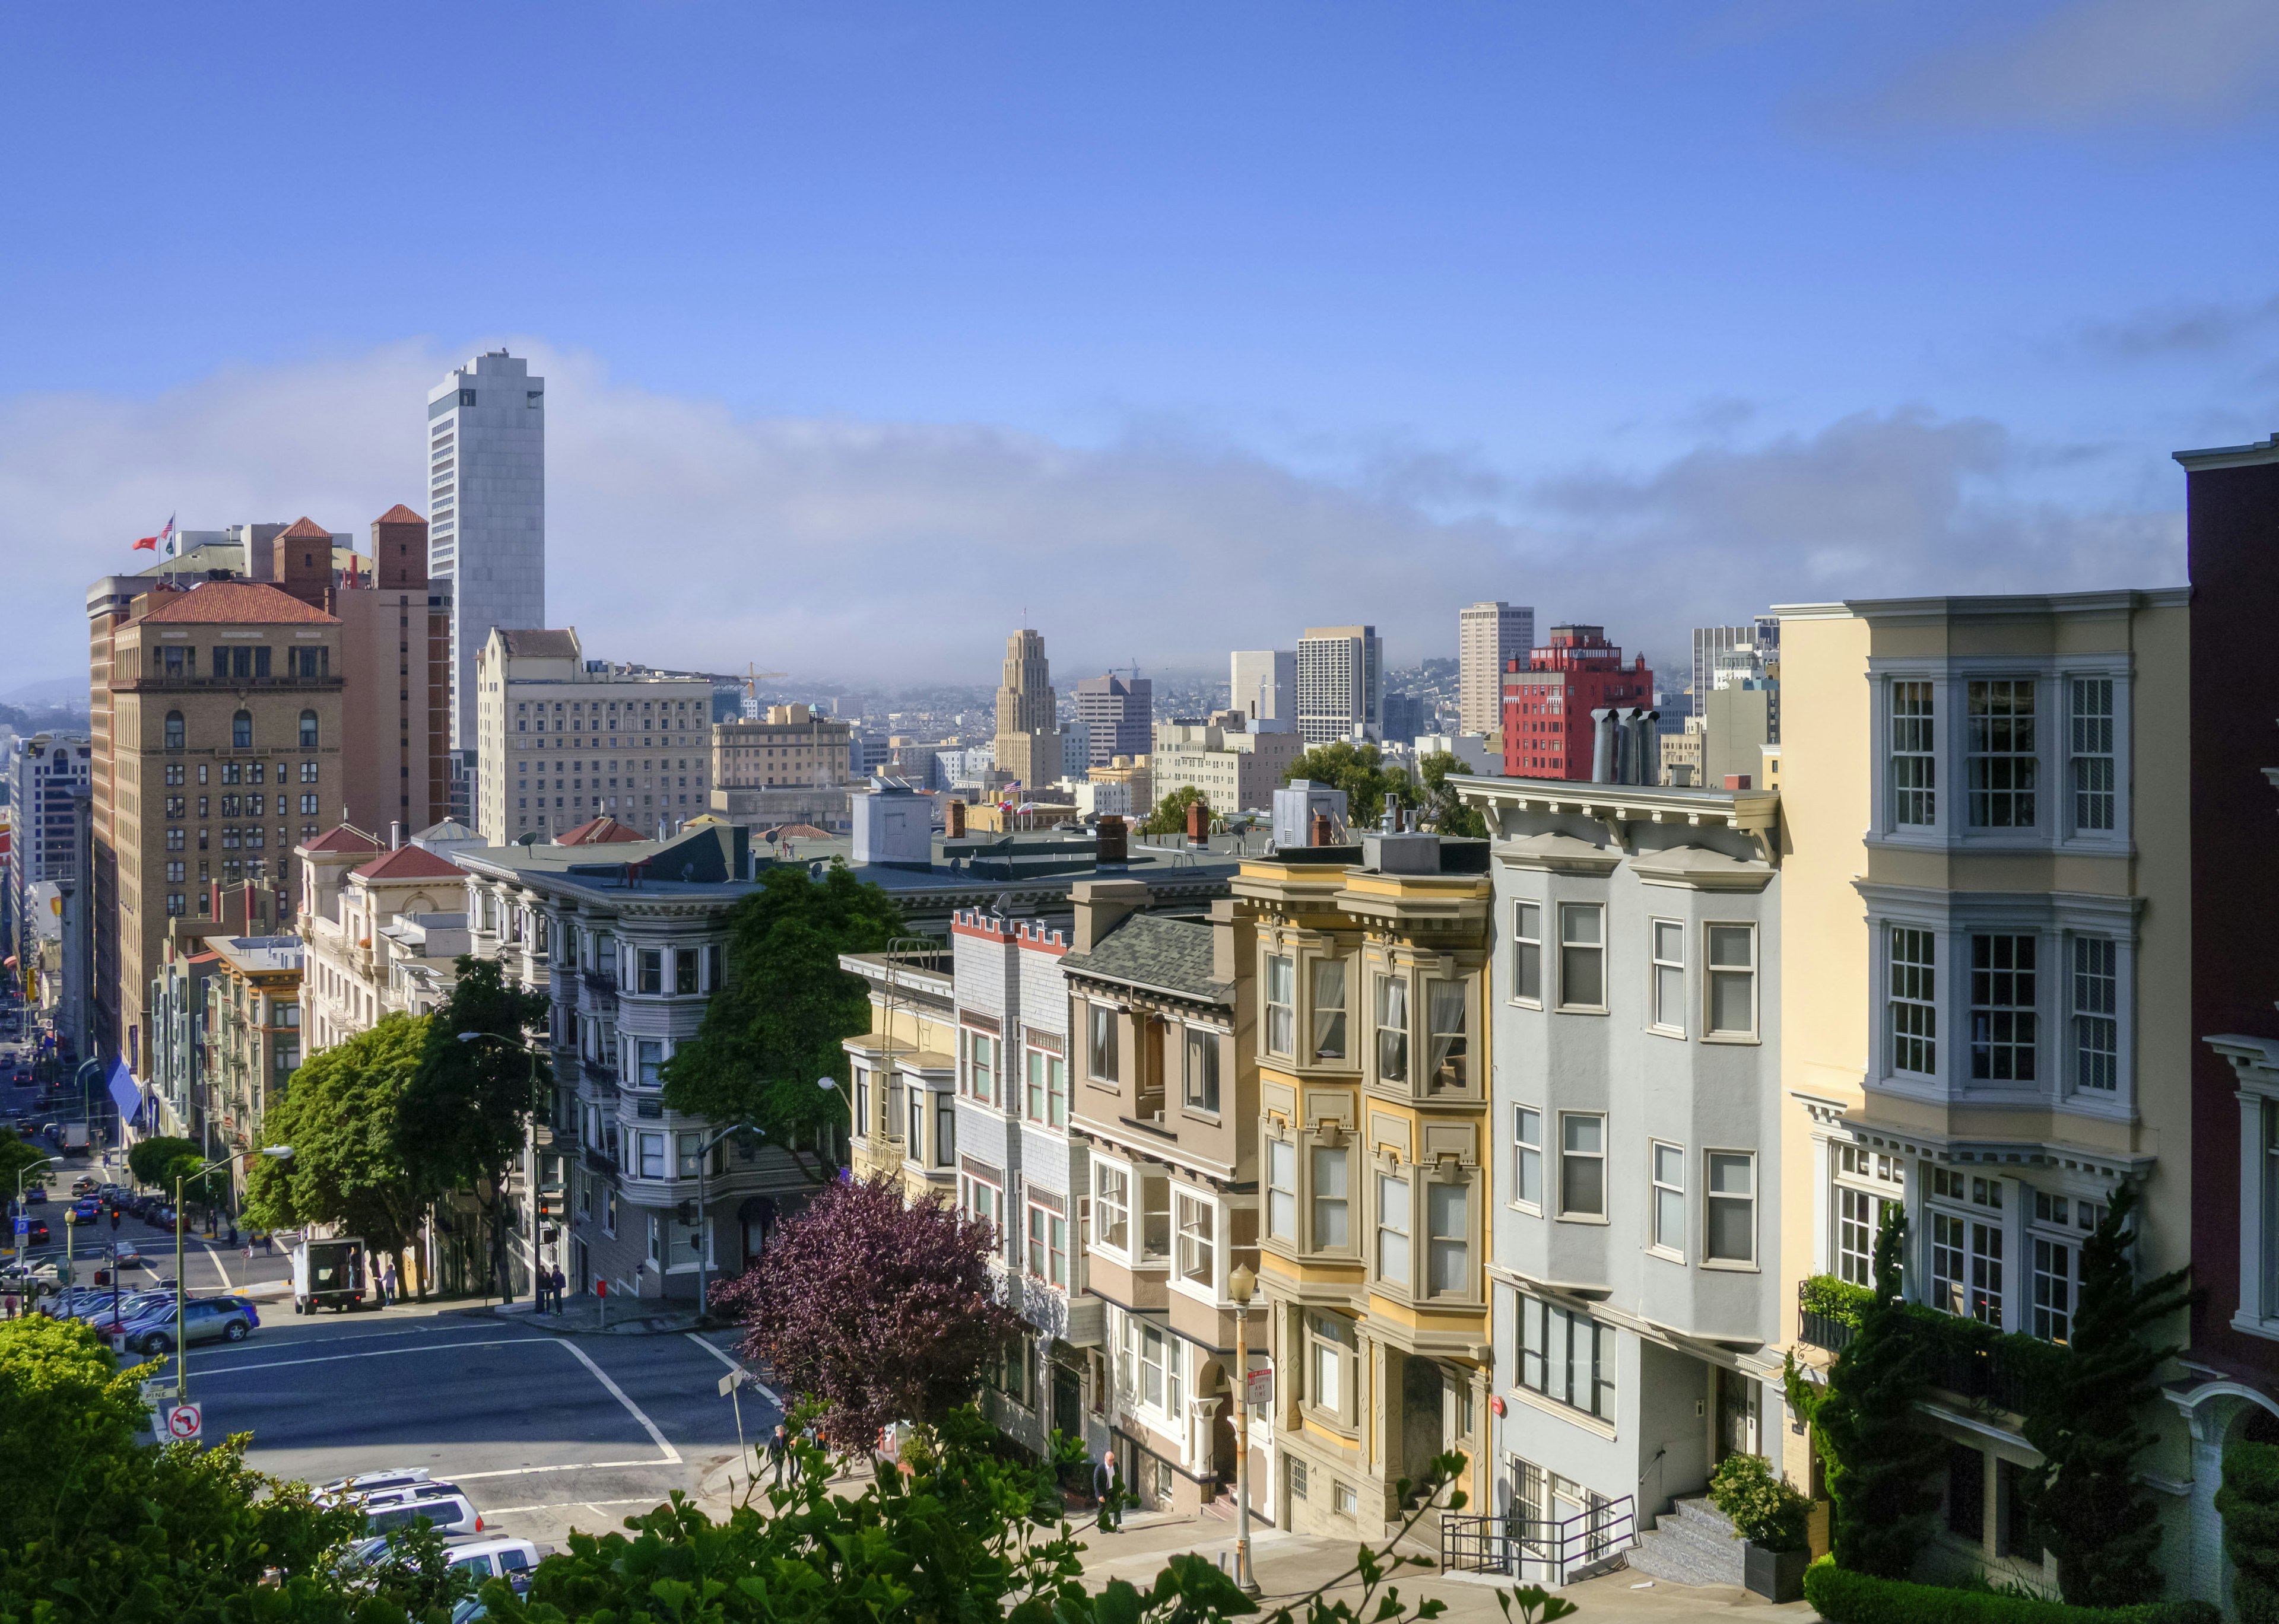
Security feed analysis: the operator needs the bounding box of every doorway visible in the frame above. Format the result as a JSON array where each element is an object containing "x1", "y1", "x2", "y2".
[
  {"x1": 1053, "y1": 1361, "x2": 1083, "y2": 1444},
  {"x1": 1715, "y1": 1366, "x2": 1760, "y2": 1463}
]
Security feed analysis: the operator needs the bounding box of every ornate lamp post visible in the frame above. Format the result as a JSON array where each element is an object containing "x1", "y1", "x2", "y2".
[{"x1": 1228, "y1": 1260, "x2": 1261, "y2": 1596}]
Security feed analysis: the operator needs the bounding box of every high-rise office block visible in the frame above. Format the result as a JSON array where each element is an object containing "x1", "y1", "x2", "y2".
[
  {"x1": 991, "y1": 629, "x2": 1061, "y2": 790},
  {"x1": 7, "y1": 731, "x2": 90, "y2": 970},
  {"x1": 427, "y1": 351, "x2": 545, "y2": 755},
  {"x1": 1230, "y1": 649, "x2": 1294, "y2": 724},
  {"x1": 1689, "y1": 620, "x2": 1778, "y2": 705},
  {"x1": 1294, "y1": 625, "x2": 1383, "y2": 745},
  {"x1": 1500, "y1": 625, "x2": 1656, "y2": 781},
  {"x1": 1075, "y1": 673, "x2": 1151, "y2": 767},
  {"x1": 1458, "y1": 602, "x2": 1535, "y2": 736}
]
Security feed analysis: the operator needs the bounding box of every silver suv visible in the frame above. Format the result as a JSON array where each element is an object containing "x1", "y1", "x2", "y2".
[{"x1": 122, "y1": 1297, "x2": 254, "y2": 1354}]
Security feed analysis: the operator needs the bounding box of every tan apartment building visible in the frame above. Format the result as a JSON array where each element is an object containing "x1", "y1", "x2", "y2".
[
  {"x1": 842, "y1": 943, "x2": 959, "y2": 1204},
  {"x1": 299, "y1": 830, "x2": 471, "y2": 1053},
  {"x1": 90, "y1": 578, "x2": 344, "y2": 1078},
  {"x1": 334, "y1": 507, "x2": 452, "y2": 839},
  {"x1": 1236, "y1": 830, "x2": 1497, "y2": 1543},
  {"x1": 711, "y1": 703, "x2": 856, "y2": 831},
  {"x1": 473, "y1": 627, "x2": 713, "y2": 845},
  {"x1": 1153, "y1": 716, "x2": 1305, "y2": 816},
  {"x1": 1775, "y1": 590, "x2": 2194, "y2": 1591},
  {"x1": 205, "y1": 932, "x2": 304, "y2": 1180},
  {"x1": 992, "y1": 629, "x2": 1062, "y2": 793}
]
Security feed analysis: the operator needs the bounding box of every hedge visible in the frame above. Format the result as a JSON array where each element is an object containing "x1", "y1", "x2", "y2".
[
  {"x1": 1799, "y1": 1273, "x2": 1877, "y2": 1326},
  {"x1": 1802, "y1": 1558, "x2": 2220, "y2": 1624}
]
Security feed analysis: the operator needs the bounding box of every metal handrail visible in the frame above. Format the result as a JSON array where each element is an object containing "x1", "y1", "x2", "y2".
[{"x1": 1440, "y1": 1495, "x2": 1636, "y2": 1584}]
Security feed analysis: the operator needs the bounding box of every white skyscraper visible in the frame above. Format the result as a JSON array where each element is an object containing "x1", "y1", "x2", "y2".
[
  {"x1": 428, "y1": 350, "x2": 546, "y2": 754},
  {"x1": 1295, "y1": 625, "x2": 1384, "y2": 746},
  {"x1": 1458, "y1": 601, "x2": 1536, "y2": 735},
  {"x1": 1230, "y1": 649, "x2": 1295, "y2": 724}
]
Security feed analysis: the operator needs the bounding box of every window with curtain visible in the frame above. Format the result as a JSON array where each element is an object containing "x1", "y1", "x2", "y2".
[
  {"x1": 934, "y1": 1096, "x2": 956, "y2": 1165},
  {"x1": 638, "y1": 1040, "x2": 663, "y2": 1086},
  {"x1": 1183, "y1": 1026, "x2": 1220, "y2": 1112},
  {"x1": 1265, "y1": 955, "x2": 1295, "y2": 1056},
  {"x1": 1376, "y1": 1172, "x2": 1411, "y2": 1284},
  {"x1": 1088, "y1": 1003, "x2": 1118, "y2": 1080},
  {"x1": 1311, "y1": 1145, "x2": 1350, "y2": 1249},
  {"x1": 1312, "y1": 959, "x2": 1347, "y2": 1059},
  {"x1": 1375, "y1": 976, "x2": 1410, "y2": 1083},
  {"x1": 1426, "y1": 979, "x2": 1467, "y2": 1090},
  {"x1": 1307, "y1": 1313, "x2": 1352, "y2": 1419}
]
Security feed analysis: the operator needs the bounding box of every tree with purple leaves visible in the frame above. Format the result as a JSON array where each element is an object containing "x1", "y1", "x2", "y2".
[{"x1": 712, "y1": 1174, "x2": 1022, "y2": 1450}]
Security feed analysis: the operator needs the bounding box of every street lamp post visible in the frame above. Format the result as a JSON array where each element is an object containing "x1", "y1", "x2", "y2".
[
  {"x1": 1228, "y1": 1261, "x2": 1261, "y2": 1596},
  {"x1": 457, "y1": 1031, "x2": 545, "y2": 1305},
  {"x1": 174, "y1": 1146, "x2": 289, "y2": 1404},
  {"x1": 816, "y1": 1075, "x2": 854, "y2": 1172},
  {"x1": 693, "y1": 1121, "x2": 757, "y2": 1322},
  {"x1": 12, "y1": 1156, "x2": 61, "y2": 1272}
]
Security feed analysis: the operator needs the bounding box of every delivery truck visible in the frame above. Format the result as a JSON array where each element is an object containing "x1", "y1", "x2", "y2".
[{"x1": 291, "y1": 1236, "x2": 371, "y2": 1314}]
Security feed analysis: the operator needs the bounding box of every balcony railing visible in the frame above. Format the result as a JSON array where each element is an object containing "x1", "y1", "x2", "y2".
[
  {"x1": 1443, "y1": 1496, "x2": 1636, "y2": 1584},
  {"x1": 583, "y1": 1145, "x2": 617, "y2": 1178},
  {"x1": 581, "y1": 970, "x2": 618, "y2": 996},
  {"x1": 581, "y1": 1059, "x2": 617, "y2": 1089}
]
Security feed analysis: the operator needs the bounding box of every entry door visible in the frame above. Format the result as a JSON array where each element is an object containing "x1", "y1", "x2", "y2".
[
  {"x1": 1715, "y1": 1368, "x2": 1760, "y2": 1462},
  {"x1": 1052, "y1": 1363, "x2": 1083, "y2": 1443}
]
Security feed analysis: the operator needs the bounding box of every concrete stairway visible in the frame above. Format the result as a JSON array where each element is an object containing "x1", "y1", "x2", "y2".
[{"x1": 1624, "y1": 1496, "x2": 1746, "y2": 1588}]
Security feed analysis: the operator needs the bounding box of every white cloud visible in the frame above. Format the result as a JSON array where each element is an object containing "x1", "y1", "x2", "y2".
[
  {"x1": 1855, "y1": 0, "x2": 2279, "y2": 131},
  {"x1": 0, "y1": 342, "x2": 2183, "y2": 704}
]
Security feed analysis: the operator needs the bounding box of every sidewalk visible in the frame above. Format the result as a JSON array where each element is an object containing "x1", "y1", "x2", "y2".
[{"x1": 461, "y1": 1295, "x2": 716, "y2": 1337}]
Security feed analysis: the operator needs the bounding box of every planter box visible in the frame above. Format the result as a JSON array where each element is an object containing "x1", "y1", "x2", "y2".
[{"x1": 1745, "y1": 1542, "x2": 1808, "y2": 1603}]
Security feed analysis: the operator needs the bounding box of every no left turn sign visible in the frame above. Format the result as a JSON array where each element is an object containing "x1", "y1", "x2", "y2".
[{"x1": 165, "y1": 1403, "x2": 202, "y2": 1441}]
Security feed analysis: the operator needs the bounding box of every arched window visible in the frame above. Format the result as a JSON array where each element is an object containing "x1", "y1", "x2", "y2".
[
  {"x1": 232, "y1": 710, "x2": 252, "y2": 749},
  {"x1": 299, "y1": 709, "x2": 318, "y2": 748},
  {"x1": 164, "y1": 711, "x2": 185, "y2": 749}
]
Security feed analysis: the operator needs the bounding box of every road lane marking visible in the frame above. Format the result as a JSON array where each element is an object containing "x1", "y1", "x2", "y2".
[
  {"x1": 684, "y1": 1331, "x2": 779, "y2": 1406},
  {"x1": 451, "y1": 1458, "x2": 685, "y2": 1481},
  {"x1": 479, "y1": 1495, "x2": 665, "y2": 1514},
  {"x1": 560, "y1": 1340, "x2": 682, "y2": 1465},
  {"x1": 204, "y1": 1244, "x2": 232, "y2": 1291},
  {"x1": 189, "y1": 1336, "x2": 561, "y2": 1375}
]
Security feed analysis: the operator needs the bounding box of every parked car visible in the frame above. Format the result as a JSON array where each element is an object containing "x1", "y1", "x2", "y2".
[
  {"x1": 120, "y1": 1296, "x2": 256, "y2": 1354},
  {"x1": 343, "y1": 1494, "x2": 485, "y2": 1553},
  {"x1": 70, "y1": 1177, "x2": 97, "y2": 1197},
  {"x1": 348, "y1": 1480, "x2": 468, "y2": 1513},
  {"x1": 14, "y1": 1217, "x2": 50, "y2": 1245},
  {"x1": 439, "y1": 1538, "x2": 540, "y2": 1595},
  {"x1": 81, "y1": 1291, "x2": 178, "y2": 1334},
  {"x1": 22, "y1": 1184, "x2": 45, "y2": 1206},
  {"x1": 318, "y1": 1467, "x2": 431, "y2": 1500}
]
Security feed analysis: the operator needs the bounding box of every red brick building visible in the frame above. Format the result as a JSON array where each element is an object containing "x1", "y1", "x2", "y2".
[{"x1": 1500, "y1": 624, "x2": 1656, "y2": 780}]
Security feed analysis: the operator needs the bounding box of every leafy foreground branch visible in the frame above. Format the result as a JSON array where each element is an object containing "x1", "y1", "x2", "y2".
[{"x1": 479, "y1": 1412, "x2": 1576, "y2": 1624}]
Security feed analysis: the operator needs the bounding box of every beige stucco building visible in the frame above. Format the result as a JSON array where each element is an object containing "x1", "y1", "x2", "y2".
[
  {"x1": 1152, "y1": 717, "x2": 1305, "y2": 816},
  {"x1": 297, "y1": 827, "x2": 470, "y2": 1052},
  {"x1": 710, "y1": 703, "x2": 856, "y2": 831}
]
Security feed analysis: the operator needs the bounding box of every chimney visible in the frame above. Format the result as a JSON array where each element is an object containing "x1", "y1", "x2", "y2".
[
  {"x1": 945, "y1": 797, "x2": 967, "y2": 839},
  {"x1": 1310, "y1": 809, "x2": 1332, "y2": 847},
  {"x1": 1592, "y1": 708, "x2": 1617, "y2": 783},
  {"x1": 1071, "y1": 878, "x2": 1152, "y2": 954},
  {"x1": 1096, "y1": 813, "x2": 1128, "y2": 865},
  {"x1": 1185, "y1": 799, "x2": 1207, "y2": 845},
  {"x1": 389, "y1": 819, "x2": 404, "y2": 850}
]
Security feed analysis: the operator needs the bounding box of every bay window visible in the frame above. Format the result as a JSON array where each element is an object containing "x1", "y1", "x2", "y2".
[
  {"x1": 1312, "y1": 959, "x2": 1347, "y2": 1060},
  {"x1": 1265, "y1": 955, "x2": 1294, "y2": 1056},
  {"x1": 1267, "y1": 1140, "x2": 1296, "y2": 1241},
  {"x1": 1311, "y1": 1145, "x2": 1350, "y2": 1248},
  {"x1": 1376, "y1": 1172, "x2": 1410, "y2": 1284},
  {"x1": 1176, "y1": 1193, "x2": 1215, "y2": 1289},
  {"x1": 1095, "y1": 1164, "x2": 1130, "y2": 1253},
  {"x1": 1375, "y1": 975, "x2": 1409, "y2": 1083}
]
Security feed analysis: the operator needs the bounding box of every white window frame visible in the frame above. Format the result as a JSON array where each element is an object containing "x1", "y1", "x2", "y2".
[
  {"x1": 1309, "y1": 1140, "x2": 1353, "y2": 1254},
  {"x1": 1557, "y1": 1111, "x2": 1607, "y2": 1222},
  {"x1": 1424, "y1": 1174, "x2": 1471, "y2": 1299},
  {"x1": 1556, "y1": 903, "x2": 1605, "y2": 1013},
  {"x1": 1649, "y1": 1140, "x2": 1684, "y2": 1260},
  {"x1": 1266, "y1": 1137, "x2": 1296, "y2": 1242},
  {"x1": 1703, "y1": 1149, "x2": 1758, "y2": 1269},
  {"x1": 1511, "y1": 900, "x2": 1543, "y2": 1006},
  {"x1": 1510, "y1": 1105, "x2": 1543, "y2": 1214},
  {"x1": 1175, "y1": 1190, "x2": 1217, "y2": 1295},
  {"x1": 1264, "y1": 954, "x2": 1295, "y2": 1057},
  {"x1": 1093, "y1": 1158, "x2": 1132, "y2": 1261},
  {"x1": 1648, "y1": 919, "x2": 1685, "y2": 1036},
  {"x1": 1704, "y1": 922, "x2": 1759, "y2": 1042},
  {"x1": 2066, "y1": 674, "x2": 2117, "y2": 838},
  {"x1": 1375, "y1": 1169, "x2": 1411, "y2": 1285}
]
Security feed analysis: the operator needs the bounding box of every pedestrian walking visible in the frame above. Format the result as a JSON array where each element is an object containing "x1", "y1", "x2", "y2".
[
  {"x1": 768, "y1": 1423, "x2": 789, "y2": 1486},
  {"x1": 548, "y1": 1263, "x2": 565, "y2": 1315},
  {"x1": 379, "y1": 1258, "x2": 397, "y2": 1308},
  {"x1": 261, "y1": 1231, "x2": 272, "y2": 1256}
]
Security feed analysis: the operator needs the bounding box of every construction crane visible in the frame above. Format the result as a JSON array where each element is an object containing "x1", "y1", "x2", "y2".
[{"x1": 745, "y1": 660, "x2": 788, "y2": 705}]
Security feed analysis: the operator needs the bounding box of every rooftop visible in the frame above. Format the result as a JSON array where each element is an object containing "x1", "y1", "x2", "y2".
[
  {"x1": 374, "y1": 504, "x2": 426, "y2": 526},
  {"x1": 1062, "y1": 912, "x2": 1228, "y2": 1005},
  {"x1": 302, "y1": 824, "x2": 385, "y2": 856},
  {"x1": 497, "y1": 628, "x2": 580, "y2": 659},
  {"x1": 210, "y1": 935, "x2": 304, "y2": 975},
  {"x1": 351, "y1": 845, "x2": 467, "y2": 882},
  {"x1": 137, "y1": 580, "x2": 339, "y2": 626}
]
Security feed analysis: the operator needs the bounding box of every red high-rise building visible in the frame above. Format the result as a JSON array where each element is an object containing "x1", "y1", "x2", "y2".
[{"x1": 1500, "y1": 625, "x2": 1656, "y2": 780}]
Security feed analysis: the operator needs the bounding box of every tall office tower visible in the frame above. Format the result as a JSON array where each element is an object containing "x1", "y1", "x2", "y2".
[
  {"x1": 5, "y1": 732, "x2": 90, "y2": 968},
  {"x1": 1690, "y1": 624, "x2": 1758, "y2": 704},
  {"x1": 1229, "y1": 649, "x2": 1295, "y2": 725},
  {"x1": 1295, "y1": 625, "x2": 1384, "y2": 746},
  {"x1": 1458, "y1": 602, "x2": 1535, "y2": 736},
  {"x1": 1075, "y1": 673, "x2": 1152, "y2": 767},
  {"x1": 427, "y1": 351, "x2": 546, "y2": 756},
  {"x1": 991, "y1": 629, "x2": 1061, "y2": 790}
]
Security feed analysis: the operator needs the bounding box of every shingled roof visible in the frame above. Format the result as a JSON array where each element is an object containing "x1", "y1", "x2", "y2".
[
  {"x1": 278, "y1": 516, "x2": 333, "y2": 540},
  {"x1": 500, "y1": 629, "x2": 579, "y2": 658},
  {"x1": 301, "y1": 824, "x2": 384, "y2": 855},
  {"x1": 374, "y1": 504, "x2": 426, "y2": 526},
  {"x1": 556, "y1": 815, "x2": 647, "y2": 846},
  {"x1": 138, "y1": 580, "x2": 338, "y2": 625},
  {"x1": 1060, "y1": 913, "x2": 1229, "y2": 1005},
  {"x1": 352, "y1": 845, "x2": 466, "y2": 882}
]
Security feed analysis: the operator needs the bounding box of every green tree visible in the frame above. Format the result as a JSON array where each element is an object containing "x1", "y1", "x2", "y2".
[
  {"x1": 1809, "y1": 1207, "x2": 1942, "y2": 1578},
  {"x1": 1139, "y1": 784, "x2": 1211, "y2": 837},
  {"x1": 2220, "y1": 1434, "x2": 2279, "y2": 1624},
  {"x1": 125, "y1": 1134, "x2": 206, "y2": 1192},
  {"x1": 662, "y1": 865, "x2": 907, "y2": 1182},
  {"x1": 1416, "y1": 752, "x2": 1488, "y2": 838},
  {"x1": 0, "y1": 1130, "x2": 55, "y2": 1197},
  {"x1": 398, "y1": 958, "x2": 553, "y2": 1301},
  {"x1": 1281, "y1": 741, "x2": 1418, "y2": 830},
  {"x1": 2021, "y1": 1184, "x2": 2195, "y2": 1607},
  {"x1": 243, "y1": 1014, "x2": 440, "y2": 1285}
]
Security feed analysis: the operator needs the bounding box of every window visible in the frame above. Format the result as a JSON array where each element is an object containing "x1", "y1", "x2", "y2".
[
  {"x1": 934, "y1": 1096, "x2": 956, "y2": 1165},
  {"x1": 1559, "y1": 1114, "x2": 1605, "y2": 1218},
  {"x1": 961, "y1": 1174, "x2": 1002, "y2": 1237},
  {"x1": 1970, "y1": 933, "x2": 2038, "y2": 1083},
  {"x1": 1512, "y1": 901, "x2": 1542, "y2": 1003},
  {"x1": 2032, "y1": 1236, "x2": 2076, "y2": 1342},
  {"x1": 1096, "y1": 1164, "x2": 1129, "y2": 1251},
  {"x1": 299, "y1": 793, "x2": 318, "y2": 815},
  {"x1": 1650, "y1": 920, "x2": 1685, "y2": 1032},
  {"x1": 232, "y1": 710, "x2": 252, "y2": 749},
  {"x1": 966, "y1": 1032, "x2": 998, "y2": 1105},
  {"x1": 638, "y1": 1132, "x2": 666, "y2": 1179},
  {"x1": 1267, "y1": 1140, "x2": 1296, "y2": 1241},
  {"x1": 1176, "y1": 1193, "x2": 1215, "y2": 1289},
  {"x1": 1834, "y1": 1160, "x2": 1902, "y2": 1288},
  {"x1": 1969, "y1": 1220, "x2": 2003, "y2": 1324},
  {"x1": 1290, "y1": 1459, "x2": 1309, "y2": 1500},
  {"x1": 1426, "y1": 979, "x2": 1467, "y2": 1089},
  {"x1": 675, "y1": 949, "x2": 699, "y2": 994},
  {"x1": 1374, "y1": 975, "x2": 1410, "y2": 1082},
  {"x1": 300, "y1": 759, "x2": 318, "y2": 783},
  {"x1": 1028, "y1": 1204, "x2": 1069, "y2": 1288},
  {"x1": 1518, "y1": 1296, "x2": 1615, "y2": 1419},
  {"x1": 164, "y1": 711, "x2": 185, "y2": 749},
  {"x1": 1426, "y1": 1180, "x2": 1469, "y2": 1295},
  {"x1": 1376, "y1": 1172, "x2": 1411, "y2": 1283},
  {"x1": 677, "y1": 1133, "x2": 702, "y2": 1179},
  {"x1": 1558, "y1": 904, "x2": 1604, "y2": 1009},
  {"x1": 1183, "y1": 1027, "x2": 1220, "y2": 1112},
  {"x1": 637, "y1": 949, "x2": 662, "y2": 994},
  {"x1": 1705, "y1": 1151, "x2": 1757, "y2": 1265},
  {"x1": 1890, "y1": 927, "x2": 1937, "y2": 1076},
  {"x1": 638, "y1": 1040, "x2": 663, "y2": 1087},
  {"x1": 1511, "y1": 1107, "x2": 1542, "y2": 1210},
  {"x1": 299, "y1": 710, "x2": 318, "y2": 748},
  {"x1": 1265, "y1": 955, "x2": 1295, "y2": 1056},
  {"x1": 1311, "y1": 1145, "x2": 1350, "y2": 1248},
  {"x1": 1087, "y1": 1003, "x2": 1118, "y2": 1080},
  {"x1": 2072, "y1": 937, "x2": 2118, "y2": 1092},
  {"x1": 1650, "y1": 1142, "x2": 1684, "y2": 1256},
  {"x1": 1706, "y1": 924, "x2": 1756, "y2": 1038},
  {"x1": 1311, "y1": 959, "x2": 1347, "y2": 1059},
  {"x1": 1307, "y1": 1313, "x2": 1351, "y2": 1418},
  {"x1": 1891, "y1": 681, "x2": 1935, "y2": 825},
  {"x1": 2071, "y1": 677, "x2": 2115, "y2": 832},
  {"x1": 1027, "y1": 1048, "x2": 1068, "y2": 1125},
  {"x1": 706, "y1": 943, "x2": 724, "y2": 990},
  {"x1": 1967, "y1": 679, "x2": 2037, "y2": 828}
]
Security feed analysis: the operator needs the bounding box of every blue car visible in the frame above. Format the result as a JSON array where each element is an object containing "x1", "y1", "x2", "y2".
[{"x1": 68, "y1": 1199, "x2": 100, "y2": 1226}]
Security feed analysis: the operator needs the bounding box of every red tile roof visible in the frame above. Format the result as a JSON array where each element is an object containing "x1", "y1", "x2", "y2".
[
  {"x1": 556, "y1": 815, "x2": 647, "y2": 846},
  {"x1": 301, "y1": 824, "x2": 384, "y2": 854},
  {"x1": 139, "y1": 580, "x2": 338, "y2": 625},
  {"x1": 279, "y1": 516, "x2": 333, "y2": 539},
  {"x1": 374, "y1": 504, "x2": 426, "y2": 526},
  {"x1": 351, "y1": 845, "x2": 466, "y2": 882}
]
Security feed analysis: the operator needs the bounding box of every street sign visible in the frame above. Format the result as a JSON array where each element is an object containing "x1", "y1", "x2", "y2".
[
  {"x1": 164, "y1": 1403, "x2": 202, "y2": 1441},
  {"x1": 718, "y1": 1367, "x2": 753, "y2": 1397},
  {"x1": 1245, "y1": 1368, "x2": 1274, "y2": 1406},
  {"x1": 11, "y1": 1217, "x2": 23, "y2": 1238}
]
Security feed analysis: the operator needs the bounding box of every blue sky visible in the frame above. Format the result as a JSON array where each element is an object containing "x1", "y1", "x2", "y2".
[{"x1": 5, "y1": 1, "x2": 2277, "y2": 694}]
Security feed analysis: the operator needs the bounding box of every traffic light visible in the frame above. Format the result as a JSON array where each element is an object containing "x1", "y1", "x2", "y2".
[
  {"x1": 535, "y1": 1190, "x2": 561, "y2": 1222},
  {"x1": 675, "y1": 1200, "x2": 697, "y2": 1227}
]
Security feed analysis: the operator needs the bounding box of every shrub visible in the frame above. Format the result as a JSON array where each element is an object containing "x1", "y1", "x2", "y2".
[
  {"x1": 1708, "y1": 1453, "x2": 1811, "y2": 1552},
  {"x1": 1801, "y1": 1273, "x2": 1877, "y2": 1327},
  {"x1": 1803, "y1": 1557, "x2": 2220, "y2": 1624},
  {"x1": 2220, "y1": 1439, "x2": 2279, "y2": 1624}
]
